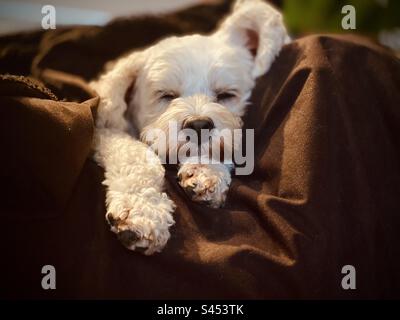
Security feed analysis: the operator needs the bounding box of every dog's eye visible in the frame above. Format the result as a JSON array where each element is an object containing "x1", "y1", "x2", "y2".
[
  {"x1": 216, "y1": 92, "x2": 237, "y2": 102},
  {"x1": 158, "y1": 91, "x2": 177, "y2": 102}
]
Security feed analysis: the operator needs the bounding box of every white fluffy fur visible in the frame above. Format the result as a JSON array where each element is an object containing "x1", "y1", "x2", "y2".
[{"x1": 90, "y1": 0, "x2": 289, "y2": 254}]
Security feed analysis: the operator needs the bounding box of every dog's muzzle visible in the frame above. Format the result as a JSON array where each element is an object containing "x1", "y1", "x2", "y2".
[{"x1": 182, "y1": 116, "x2": 214, "y2": 145}]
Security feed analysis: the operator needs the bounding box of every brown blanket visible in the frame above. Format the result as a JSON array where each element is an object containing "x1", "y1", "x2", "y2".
[{"x1": 0, "y1": 1, "x2": 399, "y2": 299}]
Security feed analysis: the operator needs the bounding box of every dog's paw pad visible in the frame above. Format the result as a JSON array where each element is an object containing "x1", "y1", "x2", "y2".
[
  {"x1": 117, "y1": 229, "x2": 140, "y2": 247},
  {"x1": 106, "y1": 210, "x2": 171, "y2": 255},
  {"x1": 178, "y1": 164, "x2": 230, "y2": 208}
]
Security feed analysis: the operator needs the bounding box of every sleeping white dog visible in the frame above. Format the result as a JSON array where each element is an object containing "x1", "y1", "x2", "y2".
[{"x1": 90, "y1": 0, "x2": 289, "y2": 255}]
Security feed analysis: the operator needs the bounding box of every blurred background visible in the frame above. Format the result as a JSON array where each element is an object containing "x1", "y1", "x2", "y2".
[
  {"x1": 0, "y1": 0, "x2": 201, "y2": 34},
  {"x1": 0, "y1": 0, "x2": 398, "y2": 51}
]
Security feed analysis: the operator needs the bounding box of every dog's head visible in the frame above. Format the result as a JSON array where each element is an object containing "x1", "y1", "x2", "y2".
[
  {"x1": 100, "y1": 0, "x2": 288, "y2": 163},
  {"x1": 135, "y1": 31, "x2": 253, "y2": 162}
]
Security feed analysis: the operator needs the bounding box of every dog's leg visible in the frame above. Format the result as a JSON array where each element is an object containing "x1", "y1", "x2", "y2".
[
  {"x1": 177, "y1": 162, "x2": 232, "y2": 208},
  {"x1": 94, "y1": 128, "x2": 175, "y2": 255}
]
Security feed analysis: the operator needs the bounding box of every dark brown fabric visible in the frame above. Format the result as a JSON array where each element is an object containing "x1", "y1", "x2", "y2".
[
  {"x1": 0, "y1": 74, "x2": 97, "y2": 217},
  {"x1": 0, "y1": 1, "x2": 399, "y2": 299}
]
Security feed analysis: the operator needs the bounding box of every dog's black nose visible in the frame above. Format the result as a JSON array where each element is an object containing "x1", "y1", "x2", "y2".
[{"x1": 183, "y1": 117, "x2": 214, "y2": 140}]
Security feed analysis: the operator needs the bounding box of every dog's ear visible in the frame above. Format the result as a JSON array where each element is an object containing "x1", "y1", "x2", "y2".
[
  {"x1": 216, "y1": 0, "x2": 290, "y2": 79},
  {"x1": 91, "y1": 51, "x2": 145, "y2": 130}
]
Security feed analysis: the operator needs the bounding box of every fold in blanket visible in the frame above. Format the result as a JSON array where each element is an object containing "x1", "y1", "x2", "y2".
[{"x1": 0, "y1": 1, "x2": 399, "y2": 299}]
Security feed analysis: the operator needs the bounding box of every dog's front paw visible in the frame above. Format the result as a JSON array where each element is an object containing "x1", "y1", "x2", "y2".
[
  {"x1": 178, "y1": 163, "x2": 231, "y2": 208},
  {"x1": 106, "y1": 192, "x2": 175, "y2": 255}
]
